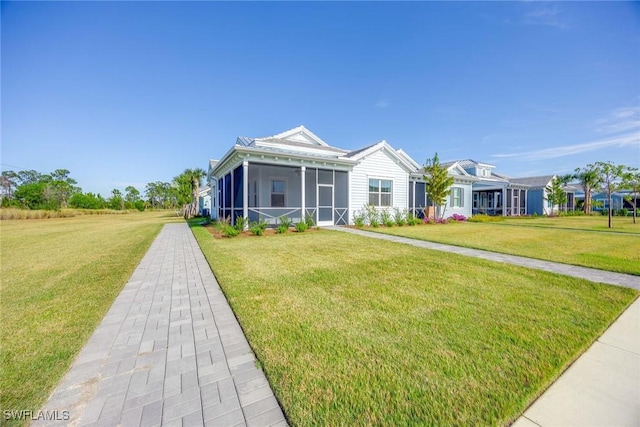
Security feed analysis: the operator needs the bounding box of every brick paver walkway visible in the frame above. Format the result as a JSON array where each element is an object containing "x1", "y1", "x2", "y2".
[{"x1": 35, "y1": 223, "x2": 286, "y2": 427}]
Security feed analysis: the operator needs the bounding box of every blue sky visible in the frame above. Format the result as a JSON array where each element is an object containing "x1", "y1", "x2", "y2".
[{"x1": 2, "y1": 1, "x2": 639, "y2": 197}]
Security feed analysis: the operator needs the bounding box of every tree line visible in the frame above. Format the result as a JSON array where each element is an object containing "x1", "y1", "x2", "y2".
[{"x1": 0, "y1": 168, "x2": 207, "y2": 219}]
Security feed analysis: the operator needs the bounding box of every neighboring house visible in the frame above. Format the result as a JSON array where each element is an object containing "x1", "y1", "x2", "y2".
[
  {"x1": 207, "y1": 126, "x2": 474, "y2": 226},
  {"x1": 509, "y1": 176, "x2": 578, "y2": 215},
  {"x1": 198, "y1": 185, "x2": 211, "y2": 217},
  {"x1": 442, "y1": 159, "x2": 529, "y2": 216},
  {"x1": 587, "y1": 190, "x2": 639, "y2": 213}
]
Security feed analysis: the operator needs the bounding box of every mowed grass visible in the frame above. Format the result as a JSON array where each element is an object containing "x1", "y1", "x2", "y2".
[
  {"x1": 0, "y1": 211, "x2": 175, "y2": 422},
  {"x1": 372, "y1": 220, "x2": 640, "y2": 275},
  {"x1": 191, "y1": 226, "x2": 638, "y2": 426},
  {"x1": 501, "y1": 215, "x2": 640, "y2": 234}
]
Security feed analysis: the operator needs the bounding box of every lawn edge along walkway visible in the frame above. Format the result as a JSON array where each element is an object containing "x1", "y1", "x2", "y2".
[
  {"x1": 330, "y1": 226, "x2": 639, "y2": 427},
  {"x1": 34, "y1": 223, "x2": 286, "y2": 427},
  {"x1": 331, "y1": 226, "x2": 640, "y2": 290}
]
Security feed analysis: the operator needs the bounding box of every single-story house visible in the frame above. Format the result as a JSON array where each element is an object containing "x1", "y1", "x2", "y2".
[
  {"x1": 198, "y1": 185, "x2": 211, "y2": 217},
  {"x1": 585, "y1": 190, "x2": 640, "y2": 213},
  {"x1": 207, "y1": 126, "x2": 474, "y2": 226},
  {"x1": 442, "y1": 159, "x2": 529, "y2": 216},
  {"x1": 509, "y1": 175, "x2": 578, "y2": 215}
]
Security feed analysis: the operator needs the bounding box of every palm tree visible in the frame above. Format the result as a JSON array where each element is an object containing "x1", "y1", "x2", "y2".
[
  {"x1": 174, "y1": 168, "x2": 206, "y2": 219},
  {"x1": 188, "y1": 168, "x2": 206, "y2": 218},
  {"x1": 573, "y1": 166, "x2": 601, "y2": 215}
]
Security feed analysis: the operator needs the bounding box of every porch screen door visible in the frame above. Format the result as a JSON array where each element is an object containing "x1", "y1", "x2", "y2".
[{"x1": 317, "y1": 184, "x2": 334, "y2": 226}]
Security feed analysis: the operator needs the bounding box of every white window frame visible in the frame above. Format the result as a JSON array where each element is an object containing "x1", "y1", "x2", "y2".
[
  {"x1": 368, "y1": 178, "x2": 393, "y2": 207},
  {"x1": 451, "y1": 187, "x2": 464, "y2": 208}
]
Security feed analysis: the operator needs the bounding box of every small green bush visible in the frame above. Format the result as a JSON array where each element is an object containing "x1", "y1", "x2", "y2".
[
  {"x1": 278, "y1": 215, "x2": 293, "y2": 228},
  {"x1": 223, "y1": 225, "x2": 240, "y2": 237},
  {"x1": 304, "y1": 214, "x2": 315, "y2": 228},
  {"x1": 468, "y1": 214, "x2": 504, "y2": 223},
  {"x1": 249, "y1": 219, "x2": 269, "y2": 236},
  {"x1": 276, "y1": 224, "x2": 288, "y2": 234},
  {"x1": 380, "y1": 210, "x2": 394, "y2": 227},
  {"x1": 295, "y1": 221, "x2": 308, "y2": 232},
  {"x1": 405, "y1": 212, "x2": 421, "y2": 226},
  {"x1": 394, "y1": 208, "x2": 406, "y2": 226},
  {"x1": 353, "y1": 210, "x2": 366, "y2": 228},
  {"x1": 234, "y1": 216, "x2": 248, "y2": 231},
  {"x1": 365, "y1": 204, "x2": 378, "y2": 226}
]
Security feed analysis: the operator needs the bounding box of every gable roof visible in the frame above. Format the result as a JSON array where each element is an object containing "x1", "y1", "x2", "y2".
[
  {"x1": 260, "y1": 125, "x2": 330, "y2": 147},
  {"x1": 344, "y1": 140, "x2": 418, "y2": 172},
  {"x1": 443, "y1": 159, "x2": 496, "y2": 170}
]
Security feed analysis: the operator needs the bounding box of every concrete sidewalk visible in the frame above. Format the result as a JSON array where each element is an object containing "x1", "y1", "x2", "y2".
[
  {"x1": 35, "y1": 223, "x2": 286, "y2": 427},
  {"x1": 331, "y1": 226, "x2": 640, "y2": 427}
]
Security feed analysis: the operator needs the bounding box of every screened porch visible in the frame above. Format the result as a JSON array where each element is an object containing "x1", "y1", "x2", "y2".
[{"x1": 217, "y1": 163, "x2": 349, "y2": 226}]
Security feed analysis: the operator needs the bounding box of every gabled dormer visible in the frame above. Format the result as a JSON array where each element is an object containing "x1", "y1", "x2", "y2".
[{"x1": 250, "y1": 125, "x2": 347, "y2": 157}]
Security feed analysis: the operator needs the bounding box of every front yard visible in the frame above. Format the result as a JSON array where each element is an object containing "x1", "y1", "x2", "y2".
[
  {"x1": 370, "y1": 219, "x2": 640, "y2": 275},
  {"x1": 191, "y1": 225, "x2": 638, "y2": 426}
]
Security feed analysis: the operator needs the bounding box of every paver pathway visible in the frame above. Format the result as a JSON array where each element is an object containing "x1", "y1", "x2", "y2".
[
  {"x1": 330, "y1": 226, "x2": 640, "y2": 427},
  {"x1": 35, "y1": 223, "x2": 286, "y2": 427}
]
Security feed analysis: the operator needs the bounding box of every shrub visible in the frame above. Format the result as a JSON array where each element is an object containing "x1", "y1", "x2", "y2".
[
  {"x1": 424, "y1": 217, "x2": 432, "y2": 225},
  {"x1": 249, "y1": 219, "x2": 269, "y2": 236},
  {"x1": 406, "y1": 212, "x2": 421, "y2": 226},
  {"x1": 278, "y1": 215, "x2": 293, "y2": 228},
  {"x1": 295, "y1": 221, "x2": 308, "y2": 232},
  {"x1": 448, "y1": 213, "x2": 467, "y2": 222},
  {"x1": 380, "y1": 210, "x2": 394, "y2": 227},
  {"x1": 394, "y1": 208, "x2": 406, "y2": 226},
  {"x1": 304, "y1": 214, "x2": 315, "y2": 228},
  {"x1": 234, "y1": 216, "x2": 248, "y2": 232},
  {"x1": 365, "y1": 204, "x2": 378, "y2": 227},
  {"x1": 353, "y1": 210, "x2": 366, "y2": 228},
  {"x1": 223, "y1": 225, "x2": 240, "y2": 238},
  {"x1": 468, "y1": 214, "x2": 504, "y2": 223},
  {"x1": 275, "y1": 224, "x2": 288, "y2": 234}
]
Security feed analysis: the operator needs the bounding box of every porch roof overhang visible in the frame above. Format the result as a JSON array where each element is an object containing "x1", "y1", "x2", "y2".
[
  {"x1": 472, "y1": 182, "x2": 530, "y2": 191},
  {"x1": 210, "y1": 145, "x2": 357, "y2": 177},
  {"x1": 409, "y1": 171, "x2": 478, "y2": 185}
]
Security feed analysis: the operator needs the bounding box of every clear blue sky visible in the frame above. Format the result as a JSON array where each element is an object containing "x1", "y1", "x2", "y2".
[{"x1": 2, "y1": 1, "x2": 639, "y2": 197}]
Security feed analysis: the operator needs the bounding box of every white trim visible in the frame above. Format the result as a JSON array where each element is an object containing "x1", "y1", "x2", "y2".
[
  {"x1": 368, "y1": 176, "x2": 394, "y2": 208},
  {"x1": 301, "y1": 166, "x2": 306, "y2": 222},
  {"x1": 317, "y1": 183, "x2": 334, "y2": 226},
  {"x1": 242, "y1": 161, "x2": 249, "y2": 226}
]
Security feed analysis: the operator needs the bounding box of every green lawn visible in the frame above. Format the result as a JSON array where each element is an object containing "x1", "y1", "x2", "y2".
[
  {"x1": 0, "y1": 212, "x2": 175, "y2": 423},
  {"x1": 501, "y1": 215, "x2": 640, "y2": 234},
  {"x1": 371, "y1": 220, "x2": 640, "y2": 275},
  {"x1": 191, "y1": 225, "x2": 638, "y2": 426}
]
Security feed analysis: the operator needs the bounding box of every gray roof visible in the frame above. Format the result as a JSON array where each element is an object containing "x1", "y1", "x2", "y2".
[
  {"x1": 344, "y1": 143, "x2": 378, "y2": 158},
  {"x1": 510, "y1": 175, "x2": 555, "y2": 188},
  {"x1": 260, "y1": 137, "x2": 347, "y2": 154}
]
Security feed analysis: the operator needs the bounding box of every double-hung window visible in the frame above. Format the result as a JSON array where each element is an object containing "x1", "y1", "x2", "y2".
[
  {"x1": 451, "y1": 187, "x2": 464, "y2": 208},
  {"x1": 369, "y1": 178, "x2": 392, "y2": 207},
  {"x1": 271, "y1": 180, "x2": 285, "y2": 207}
]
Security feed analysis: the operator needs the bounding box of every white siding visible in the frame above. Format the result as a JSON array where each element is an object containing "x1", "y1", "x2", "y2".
[
  {"x1": 350, "y1": 149, "x2": 409, "y2": 221},
  {"x1": 441, "y1": 181, "x2": 474, "y2": 218}
]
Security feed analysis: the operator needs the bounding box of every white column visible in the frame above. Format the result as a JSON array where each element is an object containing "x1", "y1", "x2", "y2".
[
  {"x1": 301, "y1": 166, "x2": 306, "y2": 222},
  {"x1": 243, "y1": 161, "x2": 249, "y2": 227},
  {"x1": 502, "y1": 187, "x2": 506, "y2": 216},
  {"x1": 412, "y1": 180, "x2": 416, "y2": 214},
  {"x1": 347, "y1": 170, "x2": 352, "y2": 224}
]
